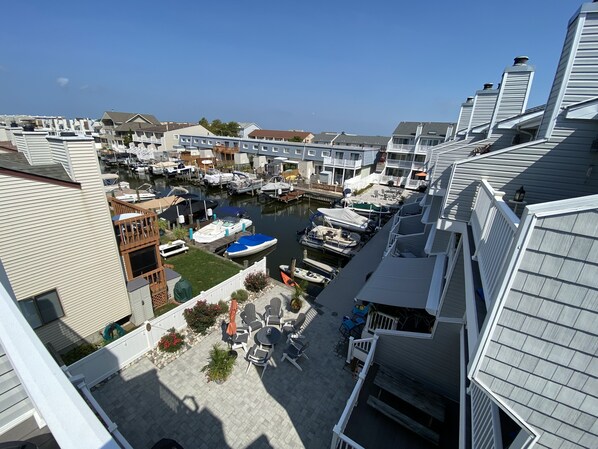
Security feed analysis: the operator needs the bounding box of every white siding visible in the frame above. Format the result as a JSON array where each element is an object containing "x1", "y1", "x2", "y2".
[
  {"x1": 49, "y1": 139, "x2": 74, "y2": 178},
  {"x1": 0, "y1": 343, "x2": 33, "y2": 431},
  {"x1": 476, "y1": 210, "x2": 598, "y2": 449},
  {"x1": 13, "y1": 132, "x2": 52, "y2": 165},
  {"x1": 0, "y1": 138, "x2": 130, "y2": 351}
]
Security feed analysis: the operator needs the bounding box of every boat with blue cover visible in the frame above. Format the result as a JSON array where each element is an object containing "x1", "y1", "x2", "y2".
[{"x1": 224, "y1": 233, "x2": 278, "y2": 258}]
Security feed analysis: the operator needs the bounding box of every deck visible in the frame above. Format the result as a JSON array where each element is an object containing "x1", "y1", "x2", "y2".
[{"x1": 194, "y1": 230, "x2": 252, "y2": 254}]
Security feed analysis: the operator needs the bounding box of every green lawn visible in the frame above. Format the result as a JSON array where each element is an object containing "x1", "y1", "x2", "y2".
[{"x1": 165, "y1": 247, "x2": 240, "y2": 296}]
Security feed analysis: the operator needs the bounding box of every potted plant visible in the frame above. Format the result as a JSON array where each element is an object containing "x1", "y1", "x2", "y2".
[
  {"x1": 290, "y1": 281, "x2": 306, "y2": 313},
  {"x1": 202, "y1": 344, "x2": 236, "y2": 384}
]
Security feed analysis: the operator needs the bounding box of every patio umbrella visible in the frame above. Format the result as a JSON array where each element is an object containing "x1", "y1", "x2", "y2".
[{"x1": 226, "y1": 299, "x2": 238, "y2": 338}]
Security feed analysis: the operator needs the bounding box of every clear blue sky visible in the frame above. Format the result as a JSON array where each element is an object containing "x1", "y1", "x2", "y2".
[{"x1": 0, "y1": 1, "x2": 586, "y2": 135}]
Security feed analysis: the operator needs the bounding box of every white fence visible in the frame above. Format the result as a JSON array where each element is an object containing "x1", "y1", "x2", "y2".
[{"x1": 67, "y1": 259, "x2": 267, "y2": 388}]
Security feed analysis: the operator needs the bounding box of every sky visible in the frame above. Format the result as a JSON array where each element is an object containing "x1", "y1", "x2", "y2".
[{"x1": 0, "y1": 1, "x2": 587, "y2": 135}]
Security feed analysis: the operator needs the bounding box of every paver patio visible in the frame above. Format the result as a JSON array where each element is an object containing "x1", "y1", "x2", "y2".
[{"x1": 93, "y1": 283, "x2": 356, "y2": 449}]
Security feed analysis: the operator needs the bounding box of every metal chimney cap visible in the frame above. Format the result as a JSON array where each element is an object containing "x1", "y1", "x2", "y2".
[
  {"x1": 466, "y1": 96, "x2": 474, "y2": 102},
  {"x1": 514, "y1": 56, "x2": 529, "y2": 65},
  {"x1": 483, "y1": 83, "x2": 494, "y2": 90}
]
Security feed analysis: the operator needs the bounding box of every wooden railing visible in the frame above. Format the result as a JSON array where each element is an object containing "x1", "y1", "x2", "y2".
[
  {"x1": 345, "y1": 337, "x2": 373, "y2": 364},
  {"x1": 470, "y1": 180, "x2": 519, "y2": 306},
  {"x1": 109, "y1": 198, "x2": 160, "y2": 252},
  {"x1": 331, "y1": 335, "x2": 379, "y2": 449},
  {"x1": 141, "y1": 267, "x2": 166, "y2": 293}
]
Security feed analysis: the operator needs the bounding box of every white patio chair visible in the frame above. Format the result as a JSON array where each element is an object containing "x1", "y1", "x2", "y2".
[
  {"x1": 246, "y1": 345, "x2": 274, "y2": 378},
  {"x1": 281, "y1": 339, "x2": 309, "y2": 371}
]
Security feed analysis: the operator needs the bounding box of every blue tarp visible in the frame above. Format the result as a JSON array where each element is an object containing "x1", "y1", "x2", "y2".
[{"x1": 227, "y1": 234, "x2": 275, "y2": 253}]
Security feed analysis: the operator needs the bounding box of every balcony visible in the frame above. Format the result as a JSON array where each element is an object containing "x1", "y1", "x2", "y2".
[
  {"x1": 384, "y1": 159, "x2": 414, "y2": 169},
  {"x1": 323, "y1": 157, "x2": 362, "y2": 169},
  {"x1": 109, "y1": 198, "x2": 160, "y2": 252},
  {"x1": 389, "y1": 143, "x2": 415, "y2": 152}
]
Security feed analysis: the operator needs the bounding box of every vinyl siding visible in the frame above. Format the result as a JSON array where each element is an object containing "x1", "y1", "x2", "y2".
[
  {"x1": 0, "y1": 343, "x2": 33, "y2": 431},
  {"x1": 49, "y1": 139, "x2": 74, "y2": 178},
  {"x1": 476, "y1": 210, "x2": 598, "y2": 449},
  {"x1": 13, "y1": 132, "x2": 52, "y2": 165},
  {"x1": 457, "y1": 104, "x2": 473, "y2": 134},
  {"x1": 375, "y1": 322, "x2": 461, "y2": 400},
  {"x1": 469, "y1": 92, "x2": 499, "y2": 130},
  {"x1": 443, "y1": 121, "x2": 598, "y2": 222},
  {"x1": 493, "y1": 71, "x2": 533, "y2": 124},
  {"x1": 438, "y1": 243, "x2": 466, "y2": 320},
  {"x1": 1, "y1": 139, "x2": 130, "y2": 351}
]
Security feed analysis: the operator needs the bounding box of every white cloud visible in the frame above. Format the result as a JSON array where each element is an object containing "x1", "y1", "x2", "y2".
[{"x1": 56, "y1": 77, "x2": 69, "y2": 87}]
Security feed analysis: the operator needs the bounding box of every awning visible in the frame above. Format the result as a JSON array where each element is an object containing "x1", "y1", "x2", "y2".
[
  {"x1": 355, "y1": 256, "x2": 437, "y2": 309},
  {"x1": 415, "y1": 172, "x2": 427, "y2": 177}
]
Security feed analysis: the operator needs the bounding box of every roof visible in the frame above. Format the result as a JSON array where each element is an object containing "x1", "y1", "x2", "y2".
[
  {"x1": 333, "y1": 134, "x2": 389, "y2": 146},
  {"x1": 101, "y1": 112, "x2": 160, "y2": 126},
  {"x1": 393, "y1": 121, "x2": 456, "y2": 138},
  {"x1": 0, "y1": 141, "x2": 17, "y2": 152},
  {"x1": 0, "y1": 152, "x2": 78, "y2": 186},
  {"x1": 130, "y1": 122, "x2": 196, "y2": 134},
  {"x1": 312, "y1": 132, "x2": 339, "y2": 143},
  {"x1": 248, "y1": 129, "x2": 312, "y2": 139},
  {"x1": 237, "y1": 122, "x2": 259, "y2": 129}
]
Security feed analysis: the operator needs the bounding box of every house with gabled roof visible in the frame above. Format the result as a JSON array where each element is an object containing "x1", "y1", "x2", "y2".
[{"x1": 98, "y1": 111, "x2": 161, "y2": 150}]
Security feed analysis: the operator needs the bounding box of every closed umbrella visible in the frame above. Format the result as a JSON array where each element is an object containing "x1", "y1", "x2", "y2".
[{"x1": 226, "y1": 299, "x2": 238, "y2": 338}]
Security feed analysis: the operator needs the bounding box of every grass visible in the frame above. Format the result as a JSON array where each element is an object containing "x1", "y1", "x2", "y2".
[
  {"x1": 165, "y1": 246, "x2": 240, "y2": 296},
  {"x1": 154, "y1": 302, "x2": 179, "y2": 317}
]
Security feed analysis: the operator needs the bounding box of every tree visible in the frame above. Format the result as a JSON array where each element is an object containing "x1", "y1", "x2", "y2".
[
  {"x1": 196, "y1": 117, "x2": 240, "y2": 137},
  {"x1": 288, "y1": 136, "x2": 303, "y2": 142},
  {"x1": 198, "y1": 117, "x2": 210, "y2": 130},
  {"x1": 123, "y1": 131, "x2": 133, "y2": 147}
]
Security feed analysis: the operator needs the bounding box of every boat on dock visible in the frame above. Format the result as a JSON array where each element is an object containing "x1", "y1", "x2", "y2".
[
  {"x1": 299, "y1": 225, "x2": 361, "y2": 257},
  {"x1": 303, "y1": 257, "x2": 339, "y2": 277},
  {"x1": 340, "y1": 200, "x2": 392, "y2": 217},
  {"x1": 260, "y1": 176, "x2": 292, "y2": 195},
  {"x1": 102, "y1": 173, "x2": 129, "y2": 193},
  {"x1": 110, "y1": 183, "x2": 156, "y2": 203},
  {"x1": 228, "y1": 172, "x2": 263, "y2": 195},
  {"x1": 203, "y1": 169, "x2": 235, "y2": 186},
  {"x1": 279, "y1": 265, "x2": 330, "y2": 285},
  {"x1": 158, "y1": 194, "x2": 218, "y2": 224},
  {"x1": 224, "y1": 234, "x2": 277, "y2": 258},
  {"x1": 193, "y1": 216, "x2": 253, "y2": 244},
  {"x1": 315, "y1": 207, "x2": 374, "y2": 233}
]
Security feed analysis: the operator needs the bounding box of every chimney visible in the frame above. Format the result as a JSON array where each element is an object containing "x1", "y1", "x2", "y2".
[
  {"x1": 488, "y1": 56, "x2": 535, "y2": 137},
  {"x1": 47, "y1": 135, "x2": 98, "y2": 183},
  {"x1": 539, "y1": 2, "x2": 598, "y2": 139},
  {"x1": 13, "y1": 131, "x2": 52, "y2": 165},
  {"x1": 466, "y1": 84, "x2": 499, "y2": 136},
  {"x1": 456, "y1": 97, "x2": 475, "y2": 136}
]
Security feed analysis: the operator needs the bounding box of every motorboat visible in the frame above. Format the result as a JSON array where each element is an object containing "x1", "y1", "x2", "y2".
[
  {"x1": 302, "y1": 257, "x2": 339, "y2": 277},
  {"x1": 165, "y1": 162, "x2": 196, "y2": 177},
  {"x1": 224, "y1": 234, "x2": 277, "y2": 258},
  {"x1": 279, "y1": 265, "x2": 330, "y2": 285},
  {"x1": 129, "y1": 162, "x2": 149, "y2": 173},
  {"x1": 315, "y1": 207, "x2": 374, "y2": 233},
  {"x1": 341, "y1": 200, "x2": 391, "y2": 217},
  {"x1": 227, "y1": 172, "x2": 263, "y2": 195},
  {"x1": 193, "y1": 216, "x2": 253, "y2": 244},
  {"x1": 158, "y1": 194, "x2": 218, "y2": 224},
  {"x1": 102, "y1": 173, "x2": 129, "y2": 193},
  {"x1": 260, "y1": 176, "x2": 292, "y2": 195},
  {"x1": 110, "y1": 183, "x2": 156, "y2": 203},
  {"x1": 203, "y1": 169, "x2": 235, "y2": 186},
  {"x1": 148, "y1": 161, "x2": 177, "y2": 176},
  {"x1": 299, "y1": 225, "x2": 361, "y2": 256}
]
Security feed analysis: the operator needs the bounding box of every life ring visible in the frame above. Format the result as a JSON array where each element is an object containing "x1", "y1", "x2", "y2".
[{"x1": 103, "y1": 322, "x2": 126, "y2": 342}]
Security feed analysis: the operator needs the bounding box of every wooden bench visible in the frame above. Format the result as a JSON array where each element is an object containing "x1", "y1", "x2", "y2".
[
  {"x1": 367, "y1": 396, "x2": 440, "y2": 446},
  {"x1": 375, "y1": 367, "x2": 445, "y2": 423}
]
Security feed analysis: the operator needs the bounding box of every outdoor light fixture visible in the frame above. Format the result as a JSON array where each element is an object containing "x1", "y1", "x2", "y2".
[{"x1": 514, "y1": 186, "x2": 526, "y2": 202}]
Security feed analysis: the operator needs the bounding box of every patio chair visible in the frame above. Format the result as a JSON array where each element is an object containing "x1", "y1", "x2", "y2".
[
  {"x1": 246, "y1": 344, "x2": 274, "y2": 378},
  {"x1": 282, "y1": 312, "x2": 306, "y2": 341},
  {"x1": 281, "y1": 338, "x2": 310, "y2": 371},
  {"x1": 339, "y1": 316, "x2": 365, "y2": 339},
  {"x1": 231, "y1": 328, "x2": 250, "y2": 353},
  {"x1": 264, "y1": 297, "x2": 283, "y2": 327},
  {"x1": 240, "y1": 303, "x2": 263, "y2": 332}
]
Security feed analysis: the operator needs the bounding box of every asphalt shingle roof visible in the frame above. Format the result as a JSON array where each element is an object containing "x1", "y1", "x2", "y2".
[
  {"x1": 102, "y1": 111, "x2": 161, "y2": 126},
  {"x1": 0, "y1": 152, "x2": 76, "y2": 184},
  {"x1": 393, "y1": 121, "x2": 455, "y2": 138},
  {"x1": 333, "y1": 134, "x2": 389, "y2": 146}
]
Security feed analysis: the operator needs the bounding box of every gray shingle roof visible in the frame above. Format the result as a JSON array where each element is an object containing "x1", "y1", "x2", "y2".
[
  {"x1": 102, "y1": 111, "x2": 160, "y2": 126},
  {"x1": 0, "y1": 152, "x2": 75, "y2": 184},
  {"x1": 393, "y1": 121, "x2": 456, "y2": 138},
  {"x1": 333, "y1": 134, "x2": 390, "y2": 146},
  {"x1": 312, "y1": 132, "x2": 339, "y2": 143}
]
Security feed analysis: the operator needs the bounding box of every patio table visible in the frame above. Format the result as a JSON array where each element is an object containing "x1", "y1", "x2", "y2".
[{"x1": 255, "y1": 326, "x2": 282, "y2": 347}]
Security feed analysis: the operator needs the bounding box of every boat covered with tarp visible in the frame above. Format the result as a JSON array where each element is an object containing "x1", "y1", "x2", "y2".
[{"x1": 224, "y1": 233, "x2": 277, "y2": 258}]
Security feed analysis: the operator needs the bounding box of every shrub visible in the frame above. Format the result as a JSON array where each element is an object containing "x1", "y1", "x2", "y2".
[
  {"x1": 202, "y1": 344, "x2": 236, "y2": 383},
  {"x1": 172, "y1": 226, "x2": 187, "y2": 240},
  {"x1": 158, "y1": 328, "x2": 185, "y2": 353},
  {"x1": 244, "y1": 272, "x2": 269, "y2": 293},
  {"x1": 231, "y1": 289, "x2": 249, "y2": 303},
  {"x1": 184, "y1": 300, "x2": 222, "y2": 334},
  {"x1": 61, "y1": 343, "x2": 100, "y2": 366},
  {"x1": 218, "y1": 300, "x2": 229, "y2": 315}
]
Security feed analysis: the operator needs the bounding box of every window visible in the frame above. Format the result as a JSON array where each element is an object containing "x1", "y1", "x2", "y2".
[
  {"x1": 243, "y1": 144, "x2": 248, "y2": 149},
  {"x1": 414, "y1": 155, "x2": 426, "y2": 163},
  {"x1": 295, "y1": 149, "x2": 302, "y2": 155},
  {"x1": 307, "y1": 150, "x2": 316, "y2": 156},
  {"x1": 173, "y1": 134, "x2": 179, "y2": 139},
  {"x1": 19, "y1": 290, "x2": 64, "y2": 329},
  {"x1": 272, "y1": 147, "x2": 278, "y2": 152},
  {"x1": 202, "y1": 140, "x2": 206, "y2": 144},
  {"x1": 208, "y1": 140, "x2": 213, "y2": 144},
  {"x1": 283, "y1": 148, "x2": 289, "y2": 154},
  {"x1": 253, "y1": 144, "x2": 258, "y2": 150},
  {"x1": 322, "y1": 151, "x2": 330, "y2": 157},
  {"x1": 263, "y1": 146, "x2": 268, "y2": 151}
]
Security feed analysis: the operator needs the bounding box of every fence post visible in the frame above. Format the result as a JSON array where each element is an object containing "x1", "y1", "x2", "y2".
[
  {"x1": 346, "y1": 336, "x2": 354, "y2": 364},
  {"x1": 144, "y1": 322, "x2": 152, "y2": 350}
]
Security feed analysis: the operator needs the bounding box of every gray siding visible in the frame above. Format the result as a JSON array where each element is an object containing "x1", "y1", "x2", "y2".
[
  {"x1": 443, "y1": 121, "x2": 598, "y2": 222},
  {"x1": 430, "y1": 228, "x2": 452, "y2": 254},
  {"x1": 493, "y1": 71, "x2": 533, "y2": 124},
  {"x1": 476, "y1": 210, "x2": 598, "y2": 449},
  {"x1": 375, "y1": 322, "x2": 461, "y2": 401},
  {"x1": 456, "y1": 103, "x2": 473, "y2": 134},
  {"x1": 469, "y1": 92, "x2": 499, "y2": 130},
  {"x1": 0, "y1": 343, "x2": 33, "y2": 431},
  {"x1": 438, "y1": 244, "x2": 466, "y2": 320}
]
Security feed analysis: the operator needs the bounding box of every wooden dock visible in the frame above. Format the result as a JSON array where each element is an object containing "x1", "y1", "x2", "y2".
[
  {"x1": 274, "y1": 190, "x2": 305, "y2": 203},
  {"x1": 195, "y1": 231, "x2": 252, "y2": 254}
]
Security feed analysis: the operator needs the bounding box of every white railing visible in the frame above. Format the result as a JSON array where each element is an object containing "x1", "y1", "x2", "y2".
[
  {"x1": 365, "y1": 311, "x2": 399, "y2": 333},
  {"x1": 345, "y1": 336, "x2": 373, "y2": 363},
  {"x1": 389, "y1": 143, "x2": 415, "y2": 151},
  {"x1": 331, "y1": 335, "x2": 379, "y2": 449},
  {"x1": 470, "y1": 180, "x2": 519, "y2": 307},
  {"x1": 470, "y1": 383, "x2": 502, "y2": 449},
  {"x1": 67, "y1": 259, "x2": 267, "y2": 388},
  {"x1": 323, "y1": 157, "x2": 362, "y2": 169},
  {"x1": 384, "y1": 159, "x2": 414, "y2": 169}
]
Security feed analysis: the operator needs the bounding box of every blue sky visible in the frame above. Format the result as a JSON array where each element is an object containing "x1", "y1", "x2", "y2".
[{"x1": 0, "y1": 1, "x2": 586, "y2": 135}]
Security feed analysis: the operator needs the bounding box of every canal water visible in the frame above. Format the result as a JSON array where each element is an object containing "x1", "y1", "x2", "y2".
[{"x1": 106, "y1": 166, "x2": 350, "y2": 296}]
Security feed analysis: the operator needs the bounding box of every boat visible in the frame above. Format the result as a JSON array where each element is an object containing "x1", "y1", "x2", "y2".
[
  {"x1": 224, "y1": 234, "x2": 278, "y2": 258},
  {"x1": 260, "y1": 176, "x2": 292, "y2": 195},
  {"x1": 165, "y1": 162, "x2": 196, "y2": 177},
  {"x1": 102, "y1": 173, "x2": 129, "y2": 193},
  {"x1": 227, "y1": 172, "x2": 263, "y2": 195},
  {"x1": 110, "y1": 183, "x2": 156, "y2": 203},
  {"x1": 129, "y1": 162, "x2": 149, "y2": 173},
  {"x1": 279, "y1": 265, "x2": 330, "y2": 285},
  {"x1": 314, "y1": 207, "x2": 374, "y2": 233},
  {"x1": 158, "y1": 194, "x2": 218, "y2": 224},
  {"x1": 193, "y1": 216, "x2": 253, "y2": 244},
  {"x1": 280, "y1": 271, "x2": 298, "y2": 288},
  {"x1": 148, "y1": 161, "x2": 177, "y2": 176},
  {"x1": 299, "y1": 225, "x2": 361, "y2": 256},
  {"x1": 303, "y1": 257, "x2": 339, "y2": 277},
  {"x1": 341, "y1": 200, "x2": 391, "y2": 217},
  {"x1": 203, "y1": 169, "x2": 235, "y2": 186}
]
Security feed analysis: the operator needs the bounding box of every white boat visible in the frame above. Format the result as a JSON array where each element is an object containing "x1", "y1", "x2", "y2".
[
  {"x1": 279, "y1": 265, "x2": 330, "y2": 285},
  {"x1": 102, "y1": 173, "x2": 129, "y2": 193},
  {"x1": 228, "y1": 172, "x2": 263, "y2": 194},
  {"x1": 148, "y1": 161, "x2": 177, "y2": 176},
  {"x1": 224, "y1": 234, "x2": 277, "y2": 258},
  {"x1": 110, "y1": 183, "x2": 156, "y2": 203},
  {"x1": 299, "y1": 225, "x2": 360, "y2": 256},
  {"x1": 193, "y1": 216, "x2": 253, "y2": 244},
  {"x1": 316, "y1": 207, "x2": 373, "y2": 233},
  {"x1": 203, "y1": 169, "x2": 235, "y2": 186},
  {"x1": 260, "y1": 176, "x2": 292, "y2": 195},
  {"x1": 303, "y1": 257, "x2": 339, "y2": 277},
  {"x1": 165, "y1": 162, "x2": 196, "y2": 177}
]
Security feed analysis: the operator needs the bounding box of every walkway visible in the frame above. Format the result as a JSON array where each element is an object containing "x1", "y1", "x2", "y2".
[{"x1": 93, "y1": 284, "x2": 355, "y2": 449}]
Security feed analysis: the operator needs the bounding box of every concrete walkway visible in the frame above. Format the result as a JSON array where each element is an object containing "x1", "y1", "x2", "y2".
[{"x1": 93, "y1": 284, "x2": 356, "y2": 449}]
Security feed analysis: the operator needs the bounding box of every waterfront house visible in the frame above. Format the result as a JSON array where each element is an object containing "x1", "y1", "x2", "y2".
[
  {"x1": 248, "y1": 129, "x2": 314, "y2": 143},
  {"x1": 237, "y1": 122, "x2": 261, "y2": 138},
  {"x1": 98, "y1": 111, "x2": 161, "y2": 150},
  {"x1": 333, "y1": 3, "x2": 598, "y2": 448}
]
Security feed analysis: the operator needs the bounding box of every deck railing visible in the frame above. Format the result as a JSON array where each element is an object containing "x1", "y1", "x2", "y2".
[
  {"x1": 109, "y1": 198, "x2": 160, "y2": 251},
  {"x1": 331, "y1": 335, "x2": 379, "y2": 449},
  {"x1": 365, "y1": 310, "x2": 399, "y2": 333},
  {"x1": 470, "y1": 180, "x2": 519, "y2": 306}
]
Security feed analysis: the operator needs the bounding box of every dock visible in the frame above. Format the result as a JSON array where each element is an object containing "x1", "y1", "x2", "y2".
[
  {"x1": 195, "y1": 231, "x2": 252, "y2": 254},
  {"x1": 270, "y1": 190, "x2": 305, "y2": 203}
]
